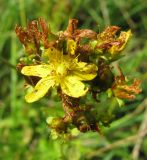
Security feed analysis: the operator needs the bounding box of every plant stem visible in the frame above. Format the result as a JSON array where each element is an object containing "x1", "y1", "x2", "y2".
[
  {"x1": 10, "y1": 33, "x2": 17, "y2": 117},
  {"x1": 58, "y1": 89, "x2": 80, "y2": 121}
]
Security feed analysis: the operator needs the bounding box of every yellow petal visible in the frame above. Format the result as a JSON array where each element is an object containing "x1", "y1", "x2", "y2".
[
  {"x1": 66, "y1": 39, "x2": 76, "y2": 55},
  {"x1": 25, "y1": 77, "x2": 55, "y2": 103},
  {"x1": 73, "y1": 62, "x2": 98, "y2": 80},
  {"x1": 44, "y1": 47, "x2": 63, "y2": 63},
  {"x1": 118, "y1": 30, "x2": 132, "y2": 51},
  {"x1": 21, "y1": 65, "x2": 52, "y2": 77},
  {"x1": 61, "y1": 76, "x2": 88, "y2": 98}
]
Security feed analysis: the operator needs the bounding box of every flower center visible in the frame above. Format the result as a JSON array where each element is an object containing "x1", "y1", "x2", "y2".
[{"x1": 56, "y1": 63, "x2": 67, "y2": 77}]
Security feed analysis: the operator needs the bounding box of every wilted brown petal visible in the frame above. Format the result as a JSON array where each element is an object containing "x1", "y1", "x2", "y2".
[
  {"x1": 95, "y1": 26, "x2": 120, "y2": 52},
  {"x1": 120, "y1": 79, "x2": 142, "y2": 94},
  {"x1": 63, "y1": 19, "x2": 78, "y2": 39},
  {"x1": 39, "y1": 18, "x2": 57, "y2": 48},
  {"x1": 114, "y1": 90, "x2": 135, "y2": 99},
  {"x1": 95, "y1": 26, "x2": 132, "y2": 55},
  {"x1": 96, "y1": 42, "x2": 112, "y2": 50},
  {"x1": 113, "y1": 78, "x2": 142, "y2": 100},
  {"x1": 15, "y1": 18, "x2": 56, "y2": 54},
  {"x1": 63, "y1": 19, "x2": 97, "y2": 42},
  {"x1": 108, "y1": 30, "x2": 132, "y2": 54},
  {"x1": 75, "y1": 29, "x2": 97, "y2": 41},
  {"x1": 97, "y1": 26, "x2": 120, "y2": 40},
  {"x1": 15, "y1": 25, "x2": 30, "y2": 45},
  {"x1": 39, "y1": 18, "x2": 49, "y2": 36},
  {"x1": 77, "y1": 44, "x2": 92, "y2": 55}
]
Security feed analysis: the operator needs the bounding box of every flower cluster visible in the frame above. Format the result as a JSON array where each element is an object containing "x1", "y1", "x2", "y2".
[{"x1": 16, "y1": 18, "x2": 141, "y2": 139}]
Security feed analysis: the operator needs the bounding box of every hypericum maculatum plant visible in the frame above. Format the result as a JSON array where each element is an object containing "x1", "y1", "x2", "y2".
[{"x1": 15, "y1": 18, "x2": 141, "y2": 139}]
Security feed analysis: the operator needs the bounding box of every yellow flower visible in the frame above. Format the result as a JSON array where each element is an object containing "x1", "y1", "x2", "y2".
[{"x1": 21, "y1": 47, "x2": 98, "y2": 103}]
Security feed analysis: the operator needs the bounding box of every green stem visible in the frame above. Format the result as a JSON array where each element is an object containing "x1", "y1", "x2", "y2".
[
  {"x1": 10, "y1": 33, "x2": 17, "y2": 117},
  {"x1": 18, "y1": 0, "x2": 26, "y2": 26},
  {"x1": 0, "y1": 57, "x2": 16, "y2": 69}
]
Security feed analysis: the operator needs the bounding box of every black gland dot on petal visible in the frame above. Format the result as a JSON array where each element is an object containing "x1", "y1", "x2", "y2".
[{"x1": 34, "y1": 89, "x2": 38, "y2": 93}]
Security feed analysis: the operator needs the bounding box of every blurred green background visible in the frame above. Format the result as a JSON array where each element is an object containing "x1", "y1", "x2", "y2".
[{"x1": 0, "y1": 0, "x2": 147, "y2": 159}]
